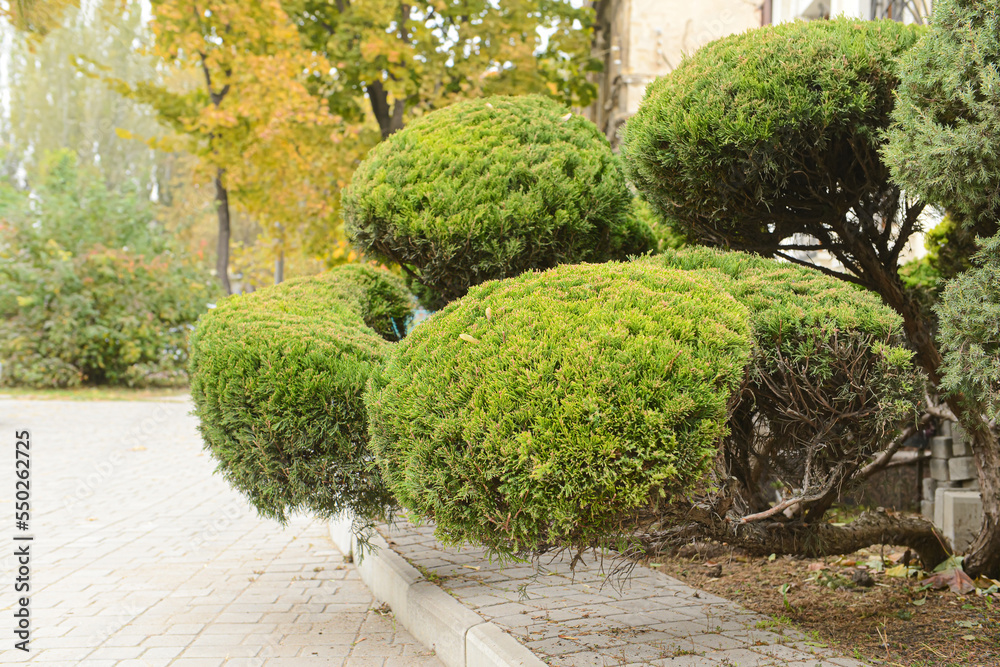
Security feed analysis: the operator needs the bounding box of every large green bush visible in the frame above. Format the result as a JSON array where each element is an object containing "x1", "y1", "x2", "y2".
[
  {"x1": 620, "y1": 18, "x2": 922, "y2": 253},
  {"x1": 343, "y1": 95, "x2": 654, "y2": 309},
  {"x1": 0, "y1": 153, "x2": 216, "y2": 387},
  {"x1": 883, "y1": 0, "x2": 1000, "y2": 578},
  {"x1": 365, "y1": 262, "x2": 752, "y2": 556},
  {"x1": 649, "y1": 249, "x2": 922, "y2": 518},
  {"x1": 189, "y1": 264, "x2": 413, "y2": 523}
]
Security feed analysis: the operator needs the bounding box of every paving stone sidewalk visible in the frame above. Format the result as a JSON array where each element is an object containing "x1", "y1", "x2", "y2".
[
  {"x1": 0, "y1": 398, "x2": 440, "y2": 667},
  {"x1": 379, "y1": 520, "x2": 870, "y2": 667}
]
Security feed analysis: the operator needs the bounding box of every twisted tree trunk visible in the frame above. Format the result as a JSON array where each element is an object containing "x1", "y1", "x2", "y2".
[{"x1": 641, "y1": 508, "x2": 950, "y2": 571}]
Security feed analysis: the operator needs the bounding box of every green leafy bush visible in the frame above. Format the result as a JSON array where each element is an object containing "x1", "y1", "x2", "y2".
[
  {"x1": 343, "y1": 95, "x2": 654, "y2": 309},
  {"x1": 648, "y1": 248, "x2": 923, "y2": 527},
  {"x1": 629, "y1": 197, "x2": 688, "y2": 253},
  {"x1": 189, "y1": 264, "x2": 413, "y2": 523},
  {"x1": 365, "y1": 261, "x2": 752, "y2": 556},
  {"x1": 938, "y1": 236, "x2": 1000, "y2": 422},
  {"x1": 0, "y1": 153, "x2": 216, "y2": 387}
]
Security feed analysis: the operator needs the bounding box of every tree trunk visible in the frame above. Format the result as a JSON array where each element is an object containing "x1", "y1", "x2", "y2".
[
  {"x1": 366, "y1": 80, "x2": 406, "y2": 140},
  {"x1": 644, "y1": 509, "x2": 950, "y2": 571},
  {"x1": 214, "y1": 169, "x2": 232, "y2": 295}
]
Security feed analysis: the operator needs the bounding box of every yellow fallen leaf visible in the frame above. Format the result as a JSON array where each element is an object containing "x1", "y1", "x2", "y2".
[
  {"x1": 459, "y1": 333, "x2": 480, "y2": 344},
  {"x1": 462, "y1": 565, "x2": 480, "y2": 571},
  {"x1": 886, "y1": 564, "x2": 909, "y2": 578}
]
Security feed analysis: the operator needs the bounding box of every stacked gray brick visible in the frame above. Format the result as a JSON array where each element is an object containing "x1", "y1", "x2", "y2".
[{"x1": 923, "y1": 421, "x2": 984, "y2": 552}]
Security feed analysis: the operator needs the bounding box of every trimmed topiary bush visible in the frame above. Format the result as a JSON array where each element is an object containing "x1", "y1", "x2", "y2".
[
  {"x1": 343, "y1": 95, "x2": 655, "y2": 309},
  {"x1": 620, "y1": 18, "x2": 923, "y2": 253},
  {"x1": 189, "y1": 264, "x2": 413, "y2": 523},
  {"x1": 365, "y1": 261, "x2": 752, "y2": 556}
]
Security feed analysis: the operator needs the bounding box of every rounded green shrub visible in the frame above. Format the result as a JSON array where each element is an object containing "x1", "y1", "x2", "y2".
[
  {"x1": 343, "y1": 95, "x2": 654, "y2": 309},
  {"x1": 619, "y1": 18, "x2": 922, "y2": 252},
  {"x1": 189, "y1": 264, "x2": 413, "y2": 523},
  {"x1": 365, "y1": 262, "x2": 752, "y2": 556}
]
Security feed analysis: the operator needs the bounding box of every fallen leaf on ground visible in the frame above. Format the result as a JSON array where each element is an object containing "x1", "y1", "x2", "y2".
[{"x1": 924, "y1": 568, "x2": 976, "y2": 595}]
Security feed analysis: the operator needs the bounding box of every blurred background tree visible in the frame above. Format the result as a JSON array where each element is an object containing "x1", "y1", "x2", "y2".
[
  {"x1": 0, "y1": 152, "x2": 219, "y2": 388},
  {"x1": 0, "y1": 0, "x2": 600, "y2": 386},
  {"x1": 76, "y1": 0, "x2": 598, "y2": 293}
]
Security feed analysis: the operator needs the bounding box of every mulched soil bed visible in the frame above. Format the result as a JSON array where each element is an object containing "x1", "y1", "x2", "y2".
[{"x1": 651, "y1": 544, "x2": 999, "y2": 667}]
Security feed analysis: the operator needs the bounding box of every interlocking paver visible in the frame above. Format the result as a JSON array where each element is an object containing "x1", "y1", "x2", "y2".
[
  {"x1": 0, "y1": 398, "x2": 440, "y2": 666},
  {"x1": 380, "y1": 517, "x2": 871, "y2": 666}
]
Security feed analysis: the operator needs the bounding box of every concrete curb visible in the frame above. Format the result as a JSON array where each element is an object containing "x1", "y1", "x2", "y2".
[{"x1": 328, "y1": 516, "x2": 545, "y2": 667}]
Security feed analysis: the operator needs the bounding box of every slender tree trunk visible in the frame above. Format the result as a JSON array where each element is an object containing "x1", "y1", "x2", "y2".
[
  {"x1": 274, "y1": 248, "x2": 284, "y2": 285},
  {"x1": 366, "y1": 80, "x2": 406, "y2": 140},
  {"x1": 960, "y1": 414, "x2": 1000, "y2": 577},
  {"x1": 214, "y1": 169, "x2": 232, "y2": 295}
]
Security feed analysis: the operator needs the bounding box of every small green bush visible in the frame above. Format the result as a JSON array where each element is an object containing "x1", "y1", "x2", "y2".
[
  {"x1": 629, "y1": 197, "x2": 688, "y2": 253},
  {"x1": 343, "y1": 95, "x2": 654, "y2": 309},
  {"x1": 0, "y1": 153, "x2": 217, "y2": 387},
  {"x1": 365, "y1": 262, "x2": 752, "y2": 556},
  {"x1": 938, "y1": 236, "x2": 1000, "y2": 422},
  {"x1": 189, "y1": 264, "x2": 413, "y2": 523}
]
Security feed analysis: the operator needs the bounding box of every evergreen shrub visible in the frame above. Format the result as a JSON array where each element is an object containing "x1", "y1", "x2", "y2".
[
  {"x1": 189, "y1": 264, "x2": 413, "y2": 523},
  {"x1": 885, "y1": 0, "x2": 1000, "y2": 226},
  {"x1": 365, "y1": 261, "x2": 752, "y2": 556},
  {"x1": 342, "y1": 95, "x2": 654, "y2": 309},
  {"x1": 619, "y1": 18, "x2": 923, "y2": 253}
]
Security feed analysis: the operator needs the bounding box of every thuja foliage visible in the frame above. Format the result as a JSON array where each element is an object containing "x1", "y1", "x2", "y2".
[
  {"x1": 885, "y1": 0, "x2": 1000, "y2": 227},
  {"x1": 648, "y1": 249, "x2": 924, "y2": 535},
  {"x1": 938, "y1": 236, "x2": 1000, "y2": 422},
  {"x1": 343, "y1": 95, "x2": 654, "y2": 309},
  {"x1": 629, "y1": 197, "x2": 688, "y2": 252},
  {"x1": 619, "y1": 18, "x2": 922, "y2": 254},
  {"x1": 189, "y1": 264, "x2": 413, "y2": 523},
  {"x1": 365, "y1": 262, "x2": 752, "y2": 557}
]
